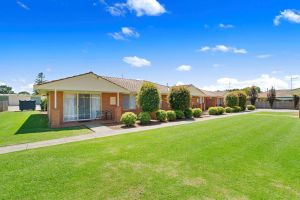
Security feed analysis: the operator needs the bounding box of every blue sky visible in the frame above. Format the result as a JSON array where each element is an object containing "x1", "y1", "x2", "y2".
[{"x1": 1, "y1": 0, "x2": 300, "y2": 92}]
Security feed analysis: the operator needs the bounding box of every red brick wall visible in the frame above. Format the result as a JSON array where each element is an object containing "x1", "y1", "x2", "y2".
[
  {"x1": 48, "y1": 91, "x2": 64, "y2": 127},
  {"x1": 161, "y1": 94, "x2": 170, "y2": 110},
  {"x1": 205, "y1": 97, "x2": 217, "y2": 110}
]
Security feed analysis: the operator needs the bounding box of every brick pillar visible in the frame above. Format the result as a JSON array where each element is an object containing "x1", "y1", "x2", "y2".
[
  {"x1": 51, "y1": 109, "x2": 61, "y2": 128},
  {"x1": 114, "y1": 106, "x2": 122, "y2": 122}
]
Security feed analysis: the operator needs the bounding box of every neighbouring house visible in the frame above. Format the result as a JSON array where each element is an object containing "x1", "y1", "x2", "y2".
[
  {"x1": 34, "y1": 72, "x2": 169, "y2": 128},
  {"x1": 201, "y1": 90, "x2": 226, "y2": 109},
  {"x1": 257, "y1": 89, "x2": 297, "y2": 109},
  {"x1": 173, "y1": 85, "x2": 206, "y2": 110}
]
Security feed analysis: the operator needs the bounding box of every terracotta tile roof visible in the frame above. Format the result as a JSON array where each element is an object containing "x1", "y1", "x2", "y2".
[
  {"x1": 101, "y1": 76, "x2": 169, "y2": 94},
  {"x1": 201, "y1": 90, "x2": 227, "y2": 97},
  {"x1": 258, "y1": 90, "x2": 294, "y2": 98}
]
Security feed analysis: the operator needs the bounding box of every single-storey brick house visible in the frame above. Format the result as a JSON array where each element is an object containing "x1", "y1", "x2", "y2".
[
  {"x1": 202, "y1": 90, "x2": 226, "y2": 110},
  {"x1": 34, "y1": 72, "x2": 169, "y2": 128}
]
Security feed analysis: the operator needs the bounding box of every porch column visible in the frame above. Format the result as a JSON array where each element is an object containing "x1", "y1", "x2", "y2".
[
  {"x1": 54, "y1": 89, "x2": 57, "y2": 109},
  {"x1": 117, "y1": 92, "x2": 120, "y2": 107}
]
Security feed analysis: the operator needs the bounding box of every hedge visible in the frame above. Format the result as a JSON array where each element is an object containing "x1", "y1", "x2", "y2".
[
  {"x1": 156, "y1": 110, "x2": 167, "y2": 122},
  {"x1": 192, "y1": 108, "x2": 202, "y2": 118},
  {"x1": 121, "y1": 112, "x2": 137, "y2": 127},
  {"x1": 225, "y1": 92, "x2": 239, "y2": 107},
  {"x1": 138, "y1": 112, "x2": 151, "y2": 125},
  {"x1": 166, "y1": 110, "x2": 176, "y2": 121},
  {"x1": 137, "y1": 82, "x2": 160, "y2": 112},
  {"x1": 168, "y1": 86, "x2": 191, "y2": 111}
]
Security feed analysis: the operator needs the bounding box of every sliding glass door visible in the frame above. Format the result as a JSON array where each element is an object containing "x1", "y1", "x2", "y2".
[
  {"x1": 78, "y1": 94, "x2": 91, "y2": 120},
  {"x1": 64, "y1": 93, "x2": 101, "y2": 122}
]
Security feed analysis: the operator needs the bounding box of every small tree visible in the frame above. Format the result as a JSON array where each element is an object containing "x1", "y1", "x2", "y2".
[
  {"x1": 249, "y1": 86, "x2": 259, "y2": 105},
  {"x1": 18, "y1": 91, "x2": 30, "y2": 95},
  {"x1": 137, "y1": 82, "x2": 160, "y2": 112},
  {"x1": 267, "y1": 87, "x2": 276, "y2": 109},
  {"x1": 293, "y1": 95, "x2": 299, "y2": 109},
  {"x1": 225, "y1": 92, "x2": 239, "y2": 107},
  {"x1": 236, "y1": 91, "x2": 247, "y2": 111},
  {"x1": 0, "y1": 85, "x2": 14, "y2": 94},
  {"x1": 168, "y1": 86, "x2": 191, "y2": 111}
]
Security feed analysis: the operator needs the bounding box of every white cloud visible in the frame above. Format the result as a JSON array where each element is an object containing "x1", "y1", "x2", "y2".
[
  {"x1": 198, "y1": 45, "x2": 247, "y2": 54},
  {"x1": 0, "y1": 81, "x2": 5, "y2": 85},
  {"x1": 104, "y1": 0, "x2": 166, "y2": 17},
  {"x1": 16, "y1": 1, "x2": 29, "y2": 10},
  {"x1": 123, "y1": 56, "x2": 151, "y2": 67},
  {"x1": 213, "y1": 45, "x2": 230, "y2": 52},
  {"x1": 176, "y1": 65, "x2": 192, "y2": 72},
  {"x1": 219, "y1": 23, "x2": 234, "y2": 29},
  {"x1": 121, "y1": 27, "x2": 140, "y2": 37},
  {"x1": 107, "y1": 3, "x2": 127, "y2": 16},
  {"x1": 108, "y1": 27, "x2": 139, "y2": 40},
  {"x1": 176, "y1": 81, "x2": 184, "y2": 86},
  {"x1": 203, "y1": 74, "x2": 290, "y2": 91},
  {"x1": 274, "y1": 9, "x2": 300, "y2": 26},
  {"x1": 199, "y1": 46, "x2": 210, "y2": 52},
  {"x1": 257, "y1": 54, "x2": 272, "y2": 59},
  {"x1": 233, "y1": 48, "x2": 247, "y2": 54},
  {"x1": 127, "y1": 0, "x2": 166, "y2": 16},
  {"x1": 46, "y1": 67, "x2": 52, "y2": 72}
]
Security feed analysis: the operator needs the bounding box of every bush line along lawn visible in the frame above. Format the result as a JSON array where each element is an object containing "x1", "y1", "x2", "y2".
[
  {"x1": 0, "y1": 112, "x2": 300, "y2": 199},
  {"x1": 0, "y1": 111, "x2": 92, "y2": 147}
]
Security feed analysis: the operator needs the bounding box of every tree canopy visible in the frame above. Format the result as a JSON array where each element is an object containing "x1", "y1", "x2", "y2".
[{"x1": 0, "y1": 85, "x2": 14, "y2": 94}]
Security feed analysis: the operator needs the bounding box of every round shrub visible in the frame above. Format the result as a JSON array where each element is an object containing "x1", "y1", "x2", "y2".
[
  {"x1": 236, "y1": 91, "x2": 247, "y2": 111},
  {"x1": 217, "y1": 107, "x2": 225, "y2": 115},
  {"x1": 175, "y1": 110, "x2": 185, "y2": 119},
  {"x1": 226, "y1": 92, "x2": 239, "y2": 107},
  {"x1": 137, "y1": 82, "x2": 160, "y2": 112},
  {"x1": 232, "y1": 106, "x2": 241, "y2": 113},
  {"x1": 166, "y1": 110, "x2": 176, "y2": 121},
  {"x1": 184, "y1": 108, "x2": 193, "y2": 119},
  {"x1": 156, "y1": 110, "x2": 167, "y2": 122},
  {"x1": 192, "y1": 108, "x2": 202, "y2": 118},
  {"x1": 120, "y1": 112, "x2": 137, "y2": 127},
  {"x1": 208, "y1": 107, "x2": 219, "y2": 115},
  {"x1": 247, "y1": 105, "x2": 256, "y2": 111},
  {"x1": 225, "y1": 107, "x2": 233, "y2": 113},
  {"x1": 168, "y1": 86, "x2": 191, "y2": 111},
  {"x1": 138, "y1": 112, "x2": 151, "y2": 125}
]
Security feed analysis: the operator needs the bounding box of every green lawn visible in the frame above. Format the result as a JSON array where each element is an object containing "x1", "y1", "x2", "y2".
[
  {"x1": 1, "y1": 112, "x2": 300, "y2": 199},
  {"x1": 0, "y1": 111, "x2": 92, "y2": 147}
]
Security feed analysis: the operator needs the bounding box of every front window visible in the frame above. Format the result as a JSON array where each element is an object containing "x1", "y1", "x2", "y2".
[{"x1": 123, "y1": 94, "x2": 136, "y2": 110}]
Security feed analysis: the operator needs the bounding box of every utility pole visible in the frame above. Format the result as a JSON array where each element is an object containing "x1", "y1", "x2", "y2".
[{"x1": 291, "y1": 76, "x2": 299, "y2": 90}]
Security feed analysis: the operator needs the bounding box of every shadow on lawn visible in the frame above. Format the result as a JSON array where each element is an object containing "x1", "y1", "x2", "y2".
[{"x1": 15, "y1": 113, "x2": 86, "y2": 134}]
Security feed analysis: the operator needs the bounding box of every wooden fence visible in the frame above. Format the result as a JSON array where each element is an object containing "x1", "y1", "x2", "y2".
[{"x1": 0, "y1": 101, "x2": 8, "y2": 112}]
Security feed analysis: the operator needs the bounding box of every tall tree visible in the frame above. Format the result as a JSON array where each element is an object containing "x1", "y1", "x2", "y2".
[
  {"x1": 34, "y1": 72, "x2": 46, "y2": 94},
  {"x1": 267, "y1": 87, "x2": 276, "y2": 109},
  {"x1": 0, "y1": 85, "x2": 14, "y2": 94},
  {"x1": 35, "y1": 72, "x2": 46, "y2": 85}
]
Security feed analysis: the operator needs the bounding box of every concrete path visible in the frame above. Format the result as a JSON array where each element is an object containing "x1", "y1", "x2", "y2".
[{"x1": 0, "y1": 109, "x2": 297, "y2": 155}]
